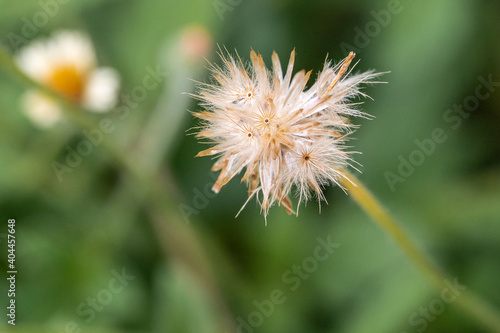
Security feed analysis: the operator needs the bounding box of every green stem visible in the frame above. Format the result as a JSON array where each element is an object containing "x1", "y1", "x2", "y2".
[
  {"x1": 341, "y1": 170, "x2": 500, "y2": 333},
  {"x1": 0, "y1": 47, "x2": 236, "y2": 333}
]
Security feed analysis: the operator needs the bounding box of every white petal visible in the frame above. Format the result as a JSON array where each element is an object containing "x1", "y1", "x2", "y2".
[
  {"x1": 49, "y1": 30, "x2": 96, "y2": 73},
  {"x1": 16, "y1": 40, "x2": 52, "y2": 81},
  {"x1": 82, "y1": 67, "x2": 120, "y2": 112},
  {"x1": 21, "y1": 91, "x2": 62, "y2": 128}
]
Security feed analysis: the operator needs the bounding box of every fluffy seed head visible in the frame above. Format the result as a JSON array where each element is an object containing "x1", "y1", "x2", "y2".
[{"x1": 192, "y1": 48, "x2": 379, "y2": 220}]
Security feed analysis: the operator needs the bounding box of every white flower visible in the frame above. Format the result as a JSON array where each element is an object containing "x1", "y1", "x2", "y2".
[
  {"x1": 16, "y1": 30, "x2": 120, "y2": 127},
  {"x1": 192, "y1": 49, "x2": 380, "y2": 220}
]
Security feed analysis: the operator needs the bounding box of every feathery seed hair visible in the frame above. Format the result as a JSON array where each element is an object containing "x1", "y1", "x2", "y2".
[{"x1": 192, "y1": 48, "x2": 380, "y2": 221}]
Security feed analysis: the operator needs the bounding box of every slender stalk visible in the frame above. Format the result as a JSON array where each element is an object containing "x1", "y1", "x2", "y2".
[
  {"x1": 0, "y1": 47, "x2": 236, "y2": 332},
  {"x1": 341, "y1": 170, "x2": 500, "y2": 333}
]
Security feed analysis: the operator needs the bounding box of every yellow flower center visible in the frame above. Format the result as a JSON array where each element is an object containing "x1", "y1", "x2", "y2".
[{"x1": 46, "y1": 65, "x2": 86, "y2": 102}]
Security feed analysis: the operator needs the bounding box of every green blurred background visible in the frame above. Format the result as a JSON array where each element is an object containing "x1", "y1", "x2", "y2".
[{"x1": 1, "y1": 0, "x2": 500, "y2": 332}]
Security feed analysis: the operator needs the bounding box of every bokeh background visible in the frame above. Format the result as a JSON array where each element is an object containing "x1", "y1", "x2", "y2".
[{"x1": 1, "y1": 0, "x2": 500, "y2": 332}]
